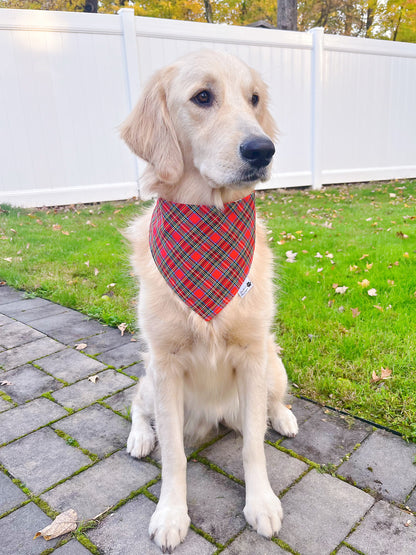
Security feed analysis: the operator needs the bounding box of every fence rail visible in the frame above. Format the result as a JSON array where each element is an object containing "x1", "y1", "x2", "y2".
[{"x1": 0, "y1": 8, "x2": 415, "y2": 207}]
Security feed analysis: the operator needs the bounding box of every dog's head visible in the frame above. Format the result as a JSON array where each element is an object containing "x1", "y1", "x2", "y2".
[{"x1": 120, "y1": 50, "x2": 276, "y2": 200}]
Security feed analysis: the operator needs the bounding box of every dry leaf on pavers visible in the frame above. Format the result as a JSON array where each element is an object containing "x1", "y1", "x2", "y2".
[
  {"x1": 118, "y1": 322, "x2": 127, "y2": 336},
  {"x1": 88, "y1": 375, "x2": 99, "y2": 383},
  {"x1": 75, "y1": 343, "x2": 88, "y2": 351},
  {"x1": 34, "y1": 509, "x2": 77, "y2": 541},
  {"x1": 371, "y1": 367, "x2": 392, "y2": 383},
  {"x1": 0, "y1": 380, "x2": 12, "y2": 386}
]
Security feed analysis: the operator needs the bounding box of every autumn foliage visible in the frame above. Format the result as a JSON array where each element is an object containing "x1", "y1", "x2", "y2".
[{"x1": 1, "y1": 0, "x2": 415, "y2": 42}]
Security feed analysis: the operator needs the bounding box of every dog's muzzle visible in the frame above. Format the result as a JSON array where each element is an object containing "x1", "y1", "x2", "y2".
[{"x1": 240, "y1": 136, "x2": 275, "y2": 169}]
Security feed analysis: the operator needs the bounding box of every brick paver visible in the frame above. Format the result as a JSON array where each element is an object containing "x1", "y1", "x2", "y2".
[
  {"x1": 51, "y1": 404, "x2": 131, "y2": 457},
  {"x1": 278, "y1": 470, "x2": 374, "y2": 554},
  {"x1": 87, "y1": 494, "x2": 215, "y2": 554},
  {"x1": 0, "y1": 428, "x2": 91, "y2": 494},
  {"x1": 0, "y1": 472, "x2": 28, "y2": 514},
  {"x1": 346, "y1": 500, "x2": 416, "y2": 554},
  {"x1": 35, "y1": 347, "x2": 107, "y2": 383},
  {"x1": 338, "y1": 429, "x2": 416, "y2": 503},
  {"x1": 1, "y1": 363, "x2": 63, "y2": 404},
  {"x1": 42, "y1": 451, "x2": 159, "y2": 521},
  {"x1": 1, "y1": 285, "x2": 415, "y2": 555}
]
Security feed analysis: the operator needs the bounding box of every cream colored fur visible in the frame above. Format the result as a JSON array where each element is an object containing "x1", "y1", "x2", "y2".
[{"x1": 121, "y1": 50, "x2": 298, "y2": 553}]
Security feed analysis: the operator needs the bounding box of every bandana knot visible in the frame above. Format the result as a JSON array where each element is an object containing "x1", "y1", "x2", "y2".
[{"x1": 149, "y1": 193, "x2": 256, "y2": 321}]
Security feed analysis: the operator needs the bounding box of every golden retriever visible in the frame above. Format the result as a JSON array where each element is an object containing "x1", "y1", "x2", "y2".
[{"x1": 121, "y1": 50, "x2": 298, "y2": 553}]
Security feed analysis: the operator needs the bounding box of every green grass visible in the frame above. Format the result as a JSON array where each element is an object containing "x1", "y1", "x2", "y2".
[
  {"x1": 1, "y1": 180, "x2": 416, "y2": 440},
  {"x1": 0, "y1": 200, "x2": 143, "y2": 330},
  {"x1": 256, "y1": 180, "x2": 416, "y2": 440}
]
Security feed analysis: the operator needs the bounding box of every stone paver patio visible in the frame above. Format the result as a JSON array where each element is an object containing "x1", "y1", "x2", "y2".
[{"x1": 1, "y1": 284, "x2": 416, "y2": 554}]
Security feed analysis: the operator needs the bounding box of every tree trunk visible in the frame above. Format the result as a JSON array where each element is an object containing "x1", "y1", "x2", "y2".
[
  {"x1": 203, "y1": 0, "x2": 214, "y2": 23},
  {"x1": 365, "y1": 7, "x2": 374, "y2": 37},
  {"x1": 83, "y1": 0, "x2": 97, "y2": 12},
  {"x1": 277, "y1": 0, "x2": 297, "y2": 31}
]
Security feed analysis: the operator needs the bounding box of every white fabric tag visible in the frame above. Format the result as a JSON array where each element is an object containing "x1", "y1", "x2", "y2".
[{"x1": 238, "y1": 276, "x2": 253, "y2": 298}]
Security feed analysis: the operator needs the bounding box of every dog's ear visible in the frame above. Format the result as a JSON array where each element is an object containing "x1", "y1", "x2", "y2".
[{"x1": 120, "y1": 68, "x2": 184, "y2": 185}]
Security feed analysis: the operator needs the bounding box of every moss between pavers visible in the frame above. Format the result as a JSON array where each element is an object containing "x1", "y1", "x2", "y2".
[
  {"x1": 53, "y1": 429, "x2": 99, "y2": 462},
  {"x1": 193, "y1": 455, "x2": 245, "y2": 487},
  {"x1": 98, "y1": 399, "x2": 131, "y2": 422},
  {"x1": 41, "y1": 391, "x2": 57, "y2": 403},
  {"x1": 75, "y1": 534, "x2": 100, "y2": 554},
  {"x1": 340, "y1": 542, "x2": 367, "y2": 555},
  {"x1": 32, "y1": 363, "x2": 69, "y2": 387},
  {"x1": 0, "y1": 390, "x2": 15, "y2": 405},
  {"x1": 274, "y1": 537, "x2": 301, "y2": 554},
  {"x1": 267, "y1": 441, "x2": 321, "y2": 470}
]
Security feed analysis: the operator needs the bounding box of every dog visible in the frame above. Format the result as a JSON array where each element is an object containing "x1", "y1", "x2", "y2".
[{"x1": 121, "y1": 50, "x2": 298, "y2": 553}]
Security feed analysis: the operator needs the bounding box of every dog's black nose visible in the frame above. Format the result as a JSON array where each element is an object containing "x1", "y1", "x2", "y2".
[{"x1": 240, "y1": 136, "x2": 275, "y2": 168}]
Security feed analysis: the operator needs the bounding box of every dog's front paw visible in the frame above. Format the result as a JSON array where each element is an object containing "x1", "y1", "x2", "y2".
[
  {"x1": 149, "y1": 504, "x2": 190, "y2": 553},
  {"x1": 126, "y1": 425, "x2": 155, "y2": 458},
  {"x1": 270, "y1": 403, "x2": 298, "y2": 438},
  {"x1": 244, "y1": 491, "x2": 283, "y2": 539}
]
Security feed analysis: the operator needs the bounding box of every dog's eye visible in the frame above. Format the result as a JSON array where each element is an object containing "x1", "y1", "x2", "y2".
[
  {"x1": 251, "y1": 94, "x2": 259, "y2": 107},
  {"x1": 191, "y1": 90, "x2": 213, "y2": 107}
]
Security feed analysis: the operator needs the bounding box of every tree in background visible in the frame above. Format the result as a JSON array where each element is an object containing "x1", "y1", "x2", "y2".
[
  {"x1": 277, "y1": 0, "x2": 297, "y2": 30},
  {"x1": 1, "y1": 0, "x2": 415, "y2": 42}
]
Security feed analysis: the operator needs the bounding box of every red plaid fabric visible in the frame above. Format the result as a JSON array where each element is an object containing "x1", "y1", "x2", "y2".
[{"x1": 149, "y1": 193, "x2": 256, "y2": 321}]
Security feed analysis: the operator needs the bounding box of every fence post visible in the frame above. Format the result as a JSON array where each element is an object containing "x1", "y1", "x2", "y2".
[
  {"x1": 309, "y1": 27, "x2": 324, "y2": 190},
  {"x1": 119, "y1": 8, "x2": 141, "y2": 188},
  {"x1": 119, "y1": 8, "x2": 141, "y2": 110}
]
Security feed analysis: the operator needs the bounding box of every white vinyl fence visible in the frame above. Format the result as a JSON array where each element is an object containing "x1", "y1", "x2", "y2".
[{"x1": 1, "y1": 8, "x2": 415, "y2": 207}]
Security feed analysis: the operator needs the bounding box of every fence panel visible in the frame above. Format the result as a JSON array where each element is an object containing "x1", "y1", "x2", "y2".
[{"x1": 0, "y1": 8, "x2": 415, "y2": 207}]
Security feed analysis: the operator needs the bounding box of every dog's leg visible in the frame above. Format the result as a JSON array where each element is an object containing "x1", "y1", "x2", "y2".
[
  {"x1": 266, "y1": 336, "x2": 298, "y2": 437},
  {"x1": 148, "y1": 358, "x2": 190, "y2": 553},
  {"x1": 127, "y1": 374, "x2": 156, "y2": 458},
  {"x1": 236, "y1": 347, "x2": 284, "y2": 538}
]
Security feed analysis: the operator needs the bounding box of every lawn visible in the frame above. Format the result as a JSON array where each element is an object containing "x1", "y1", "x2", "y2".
[{"x1": 1, "y1": 180, "x2": 416, "y2": 440}]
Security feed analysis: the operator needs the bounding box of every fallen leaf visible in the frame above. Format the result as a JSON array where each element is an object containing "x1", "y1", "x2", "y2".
[
  {"x1": 358, "y1": 279, "x2": 370, "y2": 288},
  {"x1": 52, "y1": 224, "x2": 62, "y2": 231},
  {"x1": 371, "y1": 367, "x2": 392, "y2": 383},
  {"x1": 351, "y1": 308, "x2": 360, "y2": 318},
  {"x1": 396, "y1": 231, "x2": 409, "y2": 239},
  {"x1": 75, "y1": 343, "x2": 87, "y2": 351},
  {"x1": 315, "y1": 252, "x2": 323, "y2": 258},
  {"x1": 403, "y1": 252, "x2": 409, "y2": 258},
  {"x1": 0, "y1": 380, "x2": 12, "y2": 386},
  {"x1": 62, "y1": 231, "x2": 70, "y2": 236},
  {"x1": 34, "y1": 509, "x2": 77, "y2": 541},
  {"x1": 88, "y1": 375, "x2": 99, "y2": 383},
  {"x1": 366, "y1": 263, "x2": 373, "y2": 270},
  {"x1": 94, "y1": 268, "x2": 99, "y2": 276},
  {"x1": 84, "y1": 261, "x2": 90, "y2": 268},
  {"x1": 118, "y1": 322, "x2": 127, "y2": 336},
  {"x1": 328, "y1": 299, "x2": 335, "y2": 307},
  {"x1": 373, "y1": 305, "x2": 384, "y2": 312},
  {"x1": 359, "y1": 254, "x2": 369, "y2": 260},
  {"x1": 317, "y1": 267, "x2": 323, "y2": 273},
  {"x1": 335, "y1": 286, "x2": 348, "y2": 294},
  {"x1": 285, "y1": 250, "x2": 297, "y2": 263},
  {"x1": 368, "y1": 288, "x2": 377, "y2": 297}
]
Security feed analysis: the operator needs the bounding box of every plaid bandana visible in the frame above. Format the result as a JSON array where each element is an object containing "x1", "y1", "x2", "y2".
[{"x1": 149, "y1": 193, "x2": 256, "y2": 321}]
